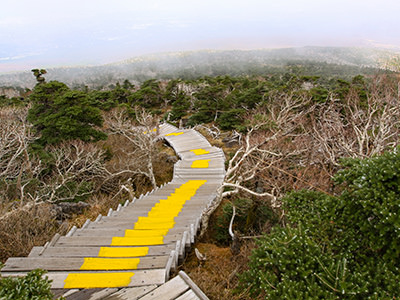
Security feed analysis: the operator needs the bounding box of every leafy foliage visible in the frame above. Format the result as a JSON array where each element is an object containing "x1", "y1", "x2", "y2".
[
  {"x1": 28, "y1": 81, "x2": 107, "y2": 146},
  {"x1": 215, "y1": 198, "x2": 277, "y2": 245},
  {"x1": 334, "y1": 148, "x2": 400, "y2": 263},
  {"x1": 0, "y1": 269, "x2": 59, "y2": 300},
  {"x1": 240, "y1": 225, "x2": 365, "y2": 299},
  {"x1": 240, "y1": 148, "x2": 400, "y2": 299},
  {"x1": 216, "y1": 109, "x2": 245, "y2": 130}
]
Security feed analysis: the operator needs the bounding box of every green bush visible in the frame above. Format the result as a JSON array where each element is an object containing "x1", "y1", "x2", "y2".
[
  {"x1": 0, "y1": 269, "x2": 60, "y2": 300},
  {"x1": 239, "y1": 147, "x2": 400, "y2": 299},
  {"x1": 240, "y1": 225, "x2": 366, "y2": 299},
  {"x1": 28, "y1": 81, "x2": 107, "y2": 146},
  {"x1": 187, "y1": 110, "x2": 214, "y2": 126},
  {"x1": 214, "y1": 198, "x2": 277, "y2": 245},
  {"x1": 333, "y1": 149, "x2": 400, "y2": 262},
  {"x1": 216, "y1": 109, "x2": 245, "y2": 130}
]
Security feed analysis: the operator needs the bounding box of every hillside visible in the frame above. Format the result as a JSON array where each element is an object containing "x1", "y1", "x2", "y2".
[
  {"x1": 0, "y1": 46, "x2": 399, "y2": 90},
  {"x1": 1, "y1": 68, "x2": 400, "y2": 298}
]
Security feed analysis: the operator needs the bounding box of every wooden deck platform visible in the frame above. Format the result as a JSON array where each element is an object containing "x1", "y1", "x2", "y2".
[{"x1": 1, "y1": 123, "x2": 224, "y2": 299}]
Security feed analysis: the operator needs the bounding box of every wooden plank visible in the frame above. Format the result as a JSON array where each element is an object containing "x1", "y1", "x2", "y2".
[
  {"x1": 102, "y1": 285, "x2": 157, "y2": 300},
  {"x1": 52, "y1": 289, "x2": 70, "y2": 298},
  {"x1": 178, "y1": 271, "x2": 210, "y2": 300},
  {"x1": 183, "y1": 231, "x2": 190, "y2": 248},
  {"x1": 2, "y1": 269, "x2": 167, "y2": 289},
  {"x1": 60, "y1": 289, "x2": 80, "y2": 298},
  {"x1": 2, "y1": 256, "x2": 169, "y2": 272},
  {"x1": 139, "y1": 275, "x2": 189, "y2": 300},
  {"x1": 87, "y1": 288, "x2": 119, "y2": 300},
  {"x1": 48, "y1": 233, "x2": 61, "y2": 247},
  {"x1": 28, "y1": 246, "x2": 43, "y2": 257},
  {"x1": 175, "y1": 240, "x2": 182, "y2": 262},
  {"x1": 81, "y1": 219, "x2": 91, "y2": 229},
  {"x1": 52, "y1": 235, "x2": 181, "y2": 247},
  {"x1": 39, "y1": 245, "x2": 174, "y2": 258},
  {"x1": 84, "y1": 221, "x2": 193, "y2": 231},
  {"x1": 63, "y1": 288, "x2": 117, "y2": 300},
  {"x1": 88, "y1": 216, "x2": 199, "y2": 225},
  {"x1": 73, "y1": 227, "x2": 191, "y2": 238},
  {"x1": 175, "y1": 290, "x2": 201, "y2": 300},
  {"x1": 164, "y1": 250, "x2": 176, "y2": 281},
  {"x1": 66, "y1": 226, "x2": 78, "y2": 237},
  {"x1": 112, "y1": 203, "x2": 210, "y2": 214}
]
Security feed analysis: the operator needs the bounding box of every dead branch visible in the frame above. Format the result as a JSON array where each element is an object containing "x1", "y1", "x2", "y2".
[
  {"x1": 103, "y1": 107, "x2": 159, "y2": 190},
  {"x1": 312, "y1": 82, "x2": 400, "y2": 166},
  {"x1": 199, "y1": 93, "x2": 312, "y2": 237}
]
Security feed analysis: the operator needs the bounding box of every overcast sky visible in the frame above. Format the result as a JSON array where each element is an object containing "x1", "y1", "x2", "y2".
[{"x1": 1, "y1": 0, "x2": 400, "y2": 72}]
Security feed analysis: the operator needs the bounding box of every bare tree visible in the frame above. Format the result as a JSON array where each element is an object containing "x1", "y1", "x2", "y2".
[
  {"x1": 200, "y1": 93, "x2": 312, "y2": 237},
  {"x1": 312, "y1": 78, "x2": 400, "y2": 167},
  {"x1": 0, "y1": 106, "x2": 39, "y2": 215},
  {"x1": 103, "y1": 107, "x2": 159, "y2": 190},
  {"x1": 0, "y1": 107, "x2": 36, "y2": 179},
  {"x1": 0, "y1": 140, "x2": 109, "y2": 221}
]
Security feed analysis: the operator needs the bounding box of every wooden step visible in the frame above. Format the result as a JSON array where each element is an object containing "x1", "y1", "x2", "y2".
[
  {"x1": 28, "y1": 244, "x2": 174, "y2": 258},
  {"x1": 2, "y1": 256, "x2": 169, "y2": 272},
  {"x1": 2, "y1": 269, "x2": 167, "y2": 289}
]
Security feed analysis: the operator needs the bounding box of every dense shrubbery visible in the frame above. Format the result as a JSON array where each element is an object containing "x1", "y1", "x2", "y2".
[
  {"x1": 239, "y1": 148, "x2": 400, "y2": 299},
  {"x1": 0, "y1": 269, "x2": 59, "y2": 300},
  {"x1": 28, "y1": 81, "x2": 107, "y2": 146},
  {"x1": 214, "y1": 198, "x2": 277, "y2": 245}
]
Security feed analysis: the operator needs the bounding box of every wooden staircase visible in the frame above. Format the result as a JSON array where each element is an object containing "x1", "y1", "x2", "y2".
[{"x1": 1, "y1": 123, "x2": 225, "y2": 299}]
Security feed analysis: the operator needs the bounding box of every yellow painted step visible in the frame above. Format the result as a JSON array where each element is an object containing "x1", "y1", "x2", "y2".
[
  {"x1": 80, "y1": 257, "x2": 140, "y2": 270},
  {"x1": 191, "y1": 160, "x2": 210, "y2": 168},
  {"x1": 98, "y1": 247, "x2": 149, "y2": 257},
  {"x1": 165, "y1": 132, "x2": 184, "y2": 136},
  {"x1": 123, "y1": 229, "x2": 169, "y2": 237},
  {"x1": 190, "y1": 149, "x2": 210, "y2": 155},
  {"x1": 111, "y1": 236, "x2": 164, "y2": 246},
  {"x1": 64, "y1": 272, "x2": 134, "y2": 288}
]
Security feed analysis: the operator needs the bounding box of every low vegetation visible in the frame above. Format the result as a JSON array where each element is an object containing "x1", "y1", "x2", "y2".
[
  {"x1": 240, "y1": 149, "x2": 400, "y2": 298},
  {"x1": 0, "y1": 269, "x2": 60, "y2": 300},
  {"x1": 0, "y1": 67, "x2": 399, "y2": 298}
]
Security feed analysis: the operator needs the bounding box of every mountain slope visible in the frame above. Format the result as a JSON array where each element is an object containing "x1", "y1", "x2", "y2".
[{"x1": 1, "y1": 47, "x2": 399, "y2": 89}]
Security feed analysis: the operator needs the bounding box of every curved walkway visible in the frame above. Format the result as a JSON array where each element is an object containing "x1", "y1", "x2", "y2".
[{"x1": 1, "y1": 123, "x2": 225, "y2": 299}]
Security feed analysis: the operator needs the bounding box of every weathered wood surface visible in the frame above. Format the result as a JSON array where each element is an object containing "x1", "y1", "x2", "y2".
[
  {"x1": 1, "y1": 123, "x2": 222, "y2": 299},
  {"x1": 29, "y1": 245, "x2": 174, "y2": 258},
  {"x1": 2, "y1": 256, "x2": 169, "y2": 272}
]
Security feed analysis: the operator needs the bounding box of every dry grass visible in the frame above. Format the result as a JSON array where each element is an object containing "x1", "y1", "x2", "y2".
[
  {"x1": 68, "y1": 193, "x2": 123, "y2": 228},
  {"x1": 181, "y1": 241, "x2": 255, "y2": 300},
  {"x1": 0, "y1": 204, "x2": 67, "y2": 263},
  {"x1": 153, "y1": 141, "x2": 176, "y2": 185}
]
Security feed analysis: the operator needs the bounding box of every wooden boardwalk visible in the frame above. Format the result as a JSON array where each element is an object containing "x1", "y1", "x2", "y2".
[{"x1": 1, "y1": 123, "x2": 225, "y2": 299}]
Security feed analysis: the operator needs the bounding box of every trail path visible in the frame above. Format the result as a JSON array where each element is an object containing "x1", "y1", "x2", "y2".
[{"x1": 1, "y1": 123, "x2": 225, "y2": 300}]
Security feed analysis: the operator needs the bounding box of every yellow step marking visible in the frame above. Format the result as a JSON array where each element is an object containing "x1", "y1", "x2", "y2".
[
  {"x1": 136, "y1": 216, "x2": 175, "y2": 223},
  {"x1": 165, "y1": 132, "x2": 184, "y2": 136},
  {"x1": 190, "y1": 149, "x2": 210, "y2": 155},
  {"x1": 98, "y1": 247, "x2": 149, "y2": 257},
  {"x1": 133, "y1": 222, "x2": 175, "y2": 230},
  {"x1": 143, "y1": 128, "x2": 157, "y2": 134},
  {"x1": 111, "y1": 236, "x2": 164, "y2": 246},
  {"x1": 191, "y1": 160, "x2": 210, "y2": 168},
  {"x1": 80, "y1": 258, "x2": 140, "y2": 270},
  {"x1": 64, "y1": 272, "x2": 134, "y2": 288},
  {"x1": 148, "y1": 208, "x2": 181, "y2": 214},
  {"x1": 68, "y1": 180, "x2": 208, "y2": 288},
  {"x1": 147, "y1": 212, "x2": 181, "y2": 218},
  {"x1": 124, "y1": 229, "x2": 169, "y2": 237}
]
